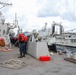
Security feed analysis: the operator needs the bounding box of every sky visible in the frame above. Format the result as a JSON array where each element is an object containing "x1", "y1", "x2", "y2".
[{"x1": 0, "y1": 0, "x2": 76, "y2": 33}]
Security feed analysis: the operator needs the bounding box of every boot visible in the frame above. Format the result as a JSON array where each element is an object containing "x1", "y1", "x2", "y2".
[
  {"x1": 18, "y1": 56, "x2": 23, "y2": 58},
  {"x1": 22, "y1": 54, "x2": 25, "y2": 57}
]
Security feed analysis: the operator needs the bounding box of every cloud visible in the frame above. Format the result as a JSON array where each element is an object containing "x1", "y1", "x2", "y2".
[
  {"x1": 37, "y1": 8, "x2": 59, "y2": 17},
  {"x1": 37, "y1": 0, "x2": 76, "y2": 22},
  {"x1": 37, "y1": 0, "x2": 60, "y2": 17},
  {"x1": 62, "y1": 12, "x2": 76, "y2": 22},
  {"x1": 1, "y1": 0, "x2": 76, "y2": 33}
]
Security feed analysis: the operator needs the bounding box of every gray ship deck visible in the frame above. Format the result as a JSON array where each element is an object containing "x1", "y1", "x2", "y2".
[{"x1": 0, "y1": 47, "x2": 76, "y2": 75}]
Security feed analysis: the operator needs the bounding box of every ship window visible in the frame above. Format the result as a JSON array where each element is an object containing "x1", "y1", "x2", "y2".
[
  {"x1": 74, "y1": 39, "x2": 76, "y2": 42},
  {"x1": 71, "y1": 39, "x2": 76, "y2": 42},
  {"x1": 3, "y1": 30, "x2": 5, "y2": 35},
  {"x1": 30, "y1": 37, "x2": 32, "y2": 41},
  {"x1": 69, "y1": 35, "x2": 71, "y2": 37}
]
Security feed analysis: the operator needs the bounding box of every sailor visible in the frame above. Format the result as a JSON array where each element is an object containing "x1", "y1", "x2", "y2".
[
  {"x1": 18, "y1": 33, "x2": 27, "y2": 58},
  {"x1": 24, "y1": 35, "x2": 29, "y2": 54}
]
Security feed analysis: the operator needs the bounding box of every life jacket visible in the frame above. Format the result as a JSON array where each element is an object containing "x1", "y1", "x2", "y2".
[
  {"x1": 0, "y1": 38, "x2": 5, "y2": 47},
  {"x1": 18, "y1": 34, "x2": 25, "y2": 42},
  {"x1": 24, "y1": 36, "x2": 28, "y2": 42}
]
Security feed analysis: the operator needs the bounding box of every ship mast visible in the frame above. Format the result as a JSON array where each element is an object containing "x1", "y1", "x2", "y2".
[{"x1": 0, "y1": 1, "x2": 12, "y2": 9}]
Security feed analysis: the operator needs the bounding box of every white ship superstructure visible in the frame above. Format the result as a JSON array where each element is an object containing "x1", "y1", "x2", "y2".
[
  {"x1": 47, "y1": 22, "x2": 76, "y2": 53},
  {"x1": 0, "y1": 2, "x2": 18, "y2": 48}
]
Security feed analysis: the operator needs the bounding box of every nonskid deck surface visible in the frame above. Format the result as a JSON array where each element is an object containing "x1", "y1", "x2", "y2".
[{"x1": 0, "y1": 47, "x2": 76, "y2": 75}]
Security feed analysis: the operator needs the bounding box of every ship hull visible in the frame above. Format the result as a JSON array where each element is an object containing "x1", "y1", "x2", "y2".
[
  {"x1": 55, "y1": 44, "x2": 76, "y2": 53},
  {"x1": 48, "y1": 44, "x2": 76, "y2": 53}
]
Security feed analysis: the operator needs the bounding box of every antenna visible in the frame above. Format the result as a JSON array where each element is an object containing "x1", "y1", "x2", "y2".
[
  {"x1": 0, "y1": 1, "x2": 12, "y2": 9},
  {"x1": 13, "y1": 13, "x2": 18, "y2": 27},
  {"x1": 44, "y1": 22, "x2": 47, "y2": 30}
]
